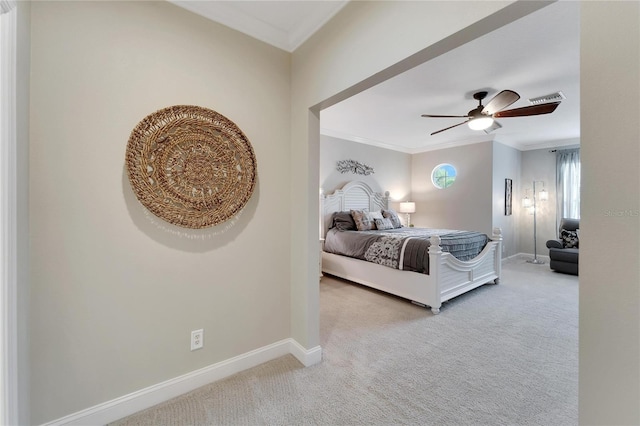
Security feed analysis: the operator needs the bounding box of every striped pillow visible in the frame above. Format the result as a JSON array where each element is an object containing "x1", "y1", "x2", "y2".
[
  {"x1": 374, "y1": 218, "x2": 394, "y2": 230},
  {"x1": 382, "y1": 209, "x2": 402, "y2": 228}
]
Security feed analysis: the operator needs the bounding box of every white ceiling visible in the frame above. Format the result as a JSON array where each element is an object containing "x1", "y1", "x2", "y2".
[
  {"x1": 169, "y1": 0, "x2": 349, "y2": 52},
  {"x1": 320, "y1": 1, "x2": 580, "y2": 153},
  {"x1": 172, "y1": 1, "x2": 580, "y2": 153}
]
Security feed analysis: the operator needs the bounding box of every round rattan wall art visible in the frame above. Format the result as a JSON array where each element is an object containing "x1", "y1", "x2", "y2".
[{"x1": 126, "y1": 105, "x2": 257, "y2": 229}]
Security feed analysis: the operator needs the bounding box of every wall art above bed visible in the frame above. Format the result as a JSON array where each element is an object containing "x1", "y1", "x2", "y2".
[
  {"x1": 125, "y1": 105, "x2": 257, "y2": 229},
  {"x1": 336, "y1": 159, "x2": 374, "y2": 176}
]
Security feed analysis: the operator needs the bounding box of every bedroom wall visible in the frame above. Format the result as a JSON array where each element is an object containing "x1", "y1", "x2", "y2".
[
  {"x1": 410, "y1": 142, "x2": 493, "y2": 234},
  {"x1": 491, "y1": 141, "x2": 521, "y2": 258},
  {"x1": 29, "y1": 2, "x2": 291, "y2": 423},
  {"x1": 319, "y1": 135, "x2": 411, "y2": 208},
  {"x1": 290, "y1": 0, "x2": 515, "y2": 352},
  {"x1": 518, "y1": 147, "x2": 558, "y2": 256},
  {"x1": 580, "y1": 2, "x2": 640, "y2": 423}
]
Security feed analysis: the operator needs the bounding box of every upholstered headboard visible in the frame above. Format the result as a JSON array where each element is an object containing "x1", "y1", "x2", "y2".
[{"x1": 321, "y1": 181, "x2": 389, "y2": 237}]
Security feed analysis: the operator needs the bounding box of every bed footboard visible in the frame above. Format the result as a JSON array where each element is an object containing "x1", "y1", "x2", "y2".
[
  {"x1": 322, "y1": 228, "x2": 502, "y2": 315},
  {"x1": 428, "y1": 228, "x2": 502, "y2": 313}
]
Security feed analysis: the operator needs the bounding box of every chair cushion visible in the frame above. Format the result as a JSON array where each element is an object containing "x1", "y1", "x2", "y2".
[{"x1": 549, "y1": 247, "x2": 579, "y2": 263}]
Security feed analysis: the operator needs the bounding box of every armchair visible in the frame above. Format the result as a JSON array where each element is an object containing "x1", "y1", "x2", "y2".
[{"x1": 546, "y1": 218, "x2": 579, "y2": 275}]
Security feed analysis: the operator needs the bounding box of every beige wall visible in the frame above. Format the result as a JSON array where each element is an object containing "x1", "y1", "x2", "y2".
[
  {"x1": 411, "y1": 142, "x2": 493, "y2": 234},
  {"x1": 320, "y1": 135, "x2": 412, "y2": 205},
  {"x1": 580, "y1": 2, "x2": 640, "y2": 424},
  {"x1": 22, "y1": 0, "x2": 640, "y2": 424},
  {"x1": 29, "y1": 1, "x2": 291, "y2": 422}
]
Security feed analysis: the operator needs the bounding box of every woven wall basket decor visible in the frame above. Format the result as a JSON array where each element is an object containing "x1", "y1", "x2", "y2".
[{"x1": 126, "y1": 105, "x2": 257, "y2": 229}]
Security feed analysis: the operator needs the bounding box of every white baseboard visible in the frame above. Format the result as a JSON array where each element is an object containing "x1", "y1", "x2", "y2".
[
  {"x1": 42, "y1": 339, "x2": 322, "y2": 426},
  {"x1": 289, "y1": 339, "x2": 322, "y2": 366}
]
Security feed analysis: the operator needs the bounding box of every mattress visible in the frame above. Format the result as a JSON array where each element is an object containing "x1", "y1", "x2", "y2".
[{"x1": 323, "y1": 227, "x2": 489, "y2": 274}]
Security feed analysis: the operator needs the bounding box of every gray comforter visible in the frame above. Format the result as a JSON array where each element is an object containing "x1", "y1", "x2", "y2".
[{"x1": 323, "y1": 227, "x2": 489, "y2": 274}]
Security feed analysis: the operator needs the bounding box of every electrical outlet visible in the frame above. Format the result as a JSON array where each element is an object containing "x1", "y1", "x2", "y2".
[{"x1": 191, "y1": 329, "x2": 204, "y2": 351}]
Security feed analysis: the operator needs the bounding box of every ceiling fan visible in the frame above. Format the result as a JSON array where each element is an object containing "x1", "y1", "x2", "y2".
[{"x1": 421, "y1": 90, "x2": 561, "y2": 135}]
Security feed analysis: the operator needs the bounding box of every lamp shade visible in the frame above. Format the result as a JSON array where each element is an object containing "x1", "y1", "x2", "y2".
[
  {"x1": 539, "y1": 188, "x2": 549, "y2": 201},
  {"x1": 399, "y1": 201, "x2": 416, "y2": 214},
  {"x1": 468, "y1": 116, "x2": 494, "y2": 131}
]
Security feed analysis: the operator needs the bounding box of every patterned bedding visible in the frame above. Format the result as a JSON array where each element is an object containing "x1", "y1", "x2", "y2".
[{"x1": 323, "y1": 227, "x2": 489, "y2": 274}]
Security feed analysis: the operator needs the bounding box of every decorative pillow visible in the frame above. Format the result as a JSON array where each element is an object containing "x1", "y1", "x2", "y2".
[
  {"x1": 332, "y1": 211, "x2": 357, "y2": 231},
  {"x1": 382, "y1": 209, "x2": 402, "y2": 229},
  {"x1": 374, "y1": 218, "x2": 394, "y2": 230},
  {"x1": 370, "y1": 211, "x2": 384, "y2": 221},
  {"x1": 560, "y1": 228, "x2": 579, "y2": 248},
  {"x1": 351, "y1": 209, "x2": 375, "y2": 231}
]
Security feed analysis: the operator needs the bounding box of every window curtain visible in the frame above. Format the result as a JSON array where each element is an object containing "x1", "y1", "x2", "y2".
[{"x1": 556, "y1": 148, "x2": 580, "y2": 233}]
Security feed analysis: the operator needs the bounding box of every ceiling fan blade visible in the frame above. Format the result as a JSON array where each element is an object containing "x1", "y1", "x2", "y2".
[
  {"x1": 483, "y1": 121, "x2": 502, "y2": 134},
  {"x1": 493, "y1": 101, "x2": 560, "y2": 118},
  {"x1": 482, "y1": 90, "x2": 520, "y2": 115},
  {"x1": 430, "y1": 120, "x2": 469, "y2": 135},
  {"x1": 421, "y1": 114, "x2": 469, "y2": 118}
]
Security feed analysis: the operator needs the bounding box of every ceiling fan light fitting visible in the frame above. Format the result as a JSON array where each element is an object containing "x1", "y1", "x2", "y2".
[
  {"x1": 425, "y1": 88, "x2": 560, "y2": 136},
  {"x1": 468, "y1": 116, "x2": 494, "y2": 131}
]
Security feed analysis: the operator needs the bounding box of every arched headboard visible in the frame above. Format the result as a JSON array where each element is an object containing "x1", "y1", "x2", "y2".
[{"x1": 321, "y1": 181, "x2": 389, "y2": 237}]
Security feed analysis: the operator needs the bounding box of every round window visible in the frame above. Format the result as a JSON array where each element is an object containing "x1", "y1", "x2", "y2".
[{"x1": 431, "y1": 163, "x2": 457, "y2": 189}]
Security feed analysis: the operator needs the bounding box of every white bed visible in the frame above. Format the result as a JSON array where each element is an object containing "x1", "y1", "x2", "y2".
[{"x1": 321, "y1": 181, "x2": 502, "y2": 314}]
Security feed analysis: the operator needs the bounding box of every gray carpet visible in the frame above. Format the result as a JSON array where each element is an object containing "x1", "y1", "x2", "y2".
[{"x1": 112, "y1": 258, "x2": 578, "y2": 425}]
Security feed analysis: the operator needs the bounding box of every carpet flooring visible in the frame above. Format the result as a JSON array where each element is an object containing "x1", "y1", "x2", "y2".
[{"x1": 112, "y1": 257, "x2": 578, "y2": 425}]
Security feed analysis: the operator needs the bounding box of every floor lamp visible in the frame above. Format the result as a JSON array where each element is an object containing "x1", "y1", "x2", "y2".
[{"x1": 523, "y1": 181, "x2": 548, "y2": 264}]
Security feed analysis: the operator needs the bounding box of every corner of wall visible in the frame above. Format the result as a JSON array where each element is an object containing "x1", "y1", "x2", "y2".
[{"x1": 17, "y1": 1, "x2": 31, "y2": 424}]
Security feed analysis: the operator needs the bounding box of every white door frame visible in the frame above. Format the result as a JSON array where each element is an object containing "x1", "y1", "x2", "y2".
[{"x1": 1, "y1": 3, "x2": 19, "y2": 425}]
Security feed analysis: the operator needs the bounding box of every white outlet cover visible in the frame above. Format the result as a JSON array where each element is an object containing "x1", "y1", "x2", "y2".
[{"x1": 191, "y1": 329, "x2": 204, "y2": 351}]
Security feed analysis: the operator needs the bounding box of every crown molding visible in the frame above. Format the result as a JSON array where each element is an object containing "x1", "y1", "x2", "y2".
[{"x1": 169, "y1": 1, "x2": 348, "y2": 52}]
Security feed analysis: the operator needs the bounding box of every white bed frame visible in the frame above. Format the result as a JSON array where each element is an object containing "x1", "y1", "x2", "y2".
[{"x1": 321, "y1": 181, "x2": 502, "y2": 314}]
